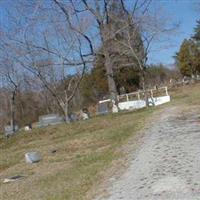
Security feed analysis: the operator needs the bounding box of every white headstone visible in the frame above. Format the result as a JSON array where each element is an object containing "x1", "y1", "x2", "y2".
[{"x1": 25, "y1": 152, "x2": 41, "y2": 164}]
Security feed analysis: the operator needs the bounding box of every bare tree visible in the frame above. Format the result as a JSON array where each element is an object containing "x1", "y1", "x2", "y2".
[
  {"x1": 0, "y1": 0, "x2": 179, "y2": 120},
  {"x1": 52, "y1": 0, "x2": 175, "y2": 108},
  {"x1": 0, "y1": 0, "x2": 91, "y2": 122},
  {"x1": 0, "y1": 60, "x2": 22, "y2": 132},
  {"x1": 53, "y1": 0, "x2": 159, "y2": 109},
  {"x1": 108, "y1": 1, "x2": 179, "y2": 105}
]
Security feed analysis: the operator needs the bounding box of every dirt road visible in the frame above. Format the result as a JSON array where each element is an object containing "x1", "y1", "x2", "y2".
[{"x1": 96, "y1": 107, "x2": 200, "y2": 200}]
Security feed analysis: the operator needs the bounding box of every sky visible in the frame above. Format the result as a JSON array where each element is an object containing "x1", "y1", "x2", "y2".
[
  {"x1": 0, "y1": 0, "x2": 199, "y2": 67},
  {"x1": 149, "y1": 0, "x2": 200, "y2": 66}
]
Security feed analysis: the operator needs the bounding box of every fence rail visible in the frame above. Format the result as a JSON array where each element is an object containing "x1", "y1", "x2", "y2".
[{"x1": 98, "y1": 86, "x2": 170, "y2": 113}]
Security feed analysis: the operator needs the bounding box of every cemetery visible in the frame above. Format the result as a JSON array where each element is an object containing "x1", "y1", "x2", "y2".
[
  {"x1": 3, "y1": 86, "x2": 170, "y2": 137},
  {"x1": 1, "y1": 83, "x2": 199, "y2": 200},
  {"x1": 0, "y1": 1, "x2": 200, "y2": 200}
]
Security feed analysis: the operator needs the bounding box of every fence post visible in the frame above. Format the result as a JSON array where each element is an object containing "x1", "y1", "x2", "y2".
[
  {"x1": 165, "y1": 87, "x2": 169, "y2": 96},
  {"x1": 150, "y1": 90, "x2": 153, "y2": 98},
  {"x1": 126, "y1": 94, "x2": 129, "y2": 101},
  {"x1": 137, "y1": 92, "x2": 140, "y2": 100}
]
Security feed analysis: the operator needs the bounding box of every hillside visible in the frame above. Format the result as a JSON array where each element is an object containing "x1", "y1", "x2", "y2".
[{"x1": 0, "y1": 83, "x2": 200, "y2": 200}]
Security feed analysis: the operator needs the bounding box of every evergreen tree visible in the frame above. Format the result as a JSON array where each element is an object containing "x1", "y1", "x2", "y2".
[
  {"x1": 176, "y1": 39, "x2": 200, "y2": 76},
  {"x1": 193, "y1": 20, "x2": 200, "y2": 42}
]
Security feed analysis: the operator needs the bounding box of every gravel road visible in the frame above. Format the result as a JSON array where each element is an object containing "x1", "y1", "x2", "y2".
[{"x1": 96, "y1": 107, "x2": 200, "y2": 200}]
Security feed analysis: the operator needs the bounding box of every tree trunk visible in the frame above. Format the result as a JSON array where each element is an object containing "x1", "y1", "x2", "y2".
[
  {"x1": 104, "y1": 51, "x2": 119, "y2": 112},
  {"x1": 100, "y1": 23, "x2": 119, "y2": 112},
  {"x1": 141, "y1": 69, "x2": 149, "y2": 107},
  {"x1": 11, "y1": 90, "x2": 16, "y2": 132},
  {"x1": 63, "y1": 104, "x2": 71, "y2": 123}
]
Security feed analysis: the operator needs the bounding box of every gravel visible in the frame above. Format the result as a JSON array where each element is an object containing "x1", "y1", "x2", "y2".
[{"x1": 96, "y1": 107, "x2": 200, "y2": 200}]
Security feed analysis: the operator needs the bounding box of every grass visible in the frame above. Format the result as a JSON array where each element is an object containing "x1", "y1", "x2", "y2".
[
  {"x1": 0, "y1": 107, "x2": 154, "y2": 200},
  {"x1": 169, "y1": 82, "x2": 200, "y2": 108},
  {"x1": 0, "y1": 82, "x2": 199, "y2": 200}
]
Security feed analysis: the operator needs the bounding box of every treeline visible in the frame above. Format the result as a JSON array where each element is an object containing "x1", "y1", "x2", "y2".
[{"x1": 0, "y1": 63, "x2": 178, "y2": 131}]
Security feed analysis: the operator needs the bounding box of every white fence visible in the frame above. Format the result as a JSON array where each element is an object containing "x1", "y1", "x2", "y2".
[
  {"x1": 118, "y1": 100, "x2": 146, "y2": 110},
  {"x1": 98, "y1": 87, "x2": 170, "y2": 113}
]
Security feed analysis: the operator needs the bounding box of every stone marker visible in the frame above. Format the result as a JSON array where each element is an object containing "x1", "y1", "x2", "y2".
[
  {"x1": 81, "y1": 108, "x2": 90, "y2": 120},
  {"x1": 3, "y1": 175, "x2": 25, "y2": 183},
  {"x1": 25, "y1": 152, "x2": 41, "y2": 163},
  {"x1": 4, "y1": 125, "x2": 19, "y2": 137},
  {"x1": 82, "y1": 112, "x2": 89, "y2": 120},
  {"x1": 33, "y1": 114, "x2": 64, "y2": 128},
  {"x1": 97, "y1": 102, "x2": 109, "y2": 115},
  {"x1": 69, "y1": 113, "x2": 78, "y2": 122},
  {"x1": 24, "y1": 126, "x2": 31, "y2": 131}
]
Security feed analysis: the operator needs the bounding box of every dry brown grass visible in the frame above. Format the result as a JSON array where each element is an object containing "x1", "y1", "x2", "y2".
[
  {"x1": 0, "y1": 82, "x2": 199, "y2": 200},
  {"x1": 0, "y1": 107, "x2": 155, "y2": 200}
]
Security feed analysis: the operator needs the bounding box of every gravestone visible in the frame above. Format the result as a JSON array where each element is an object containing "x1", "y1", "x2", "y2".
[
  {"x1": 97, "y1": 102, "x2": 109, "y2": 115},
  {"x1": 81, "y1": 112, "x2": 89, "y2": 120},
  {"x1": 25, "y1": 152, "x2": 41, "y2": 163},
  {"x1": 69, "y1": 113, "x2": 78, "y2": 122},
  {"x1": 34, "y1": 114, "x2": 64, "y2": 128},
  {"x1": 3, "y1": 175, "x2": 25, "y2": 183},
  {"x1": 80, "y1": 108, "x2": 90, "y2": 120},
  {"x1": 4, "y1": 125, "x2": 19, "y2": 137}
]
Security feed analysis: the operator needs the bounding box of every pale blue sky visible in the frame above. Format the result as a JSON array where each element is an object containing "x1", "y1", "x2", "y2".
[
  {"x1": 0, "y1": 0, "x2": 199, "y2": 66},
  {"x1": 149, "y1": 0, "x2": 200, "y2": 65}
]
